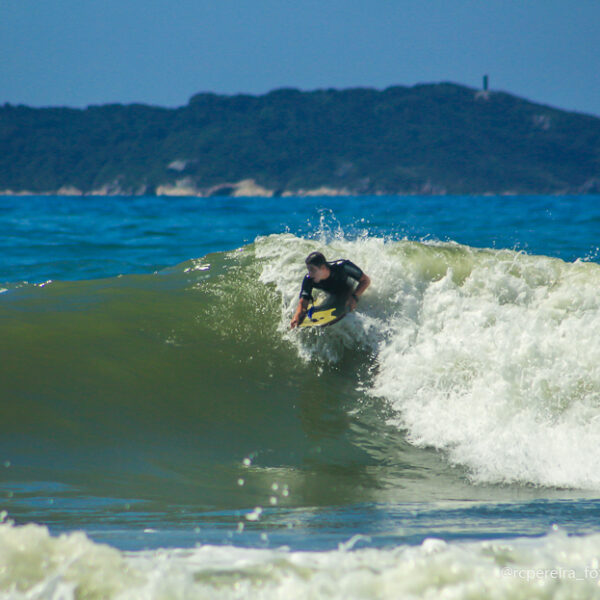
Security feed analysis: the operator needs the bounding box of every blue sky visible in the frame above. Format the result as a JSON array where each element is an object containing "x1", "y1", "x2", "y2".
[{"x1": 2, "y1": 0, "x2": 599, "y2": 116}]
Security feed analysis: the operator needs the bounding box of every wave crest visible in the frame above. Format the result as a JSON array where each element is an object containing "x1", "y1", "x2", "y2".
[{"x1": 257, "y1": 233, "x2": 600, "y2": 487}]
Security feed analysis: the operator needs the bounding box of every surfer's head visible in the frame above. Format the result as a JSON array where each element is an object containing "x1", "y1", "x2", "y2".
[
  {"x1": 305, "y1": 251, "x2": 330, "y2": 282},
  {"x1": 305, "y1": 252, "x2": 327, "y2": 268}
]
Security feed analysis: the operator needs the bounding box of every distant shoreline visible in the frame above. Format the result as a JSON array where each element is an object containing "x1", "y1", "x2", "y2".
[
  {"x1": 3, "y1": 189, "x2": 597, "y2": 199},
  {"x1": 1, "y1": 177, "x2": 596, "y2": 198}
]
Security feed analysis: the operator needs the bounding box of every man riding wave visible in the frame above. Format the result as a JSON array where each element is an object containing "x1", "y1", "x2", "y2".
[{"x1": 290, "y1": 251, "x2": 371, "y2": 328}]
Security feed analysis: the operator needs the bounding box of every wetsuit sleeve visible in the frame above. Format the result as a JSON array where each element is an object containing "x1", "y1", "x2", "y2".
[
  {"x1": 299, "y1": 275, "x2": 313, "y2": 300},
  {"x1": 342, "y1": 260, "x2": 363, "y2": 282}
]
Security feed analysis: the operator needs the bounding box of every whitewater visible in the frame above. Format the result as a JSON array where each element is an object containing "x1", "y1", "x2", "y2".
[
  {"x1": 258, "y1": 233, "x2": 600, "y2": 489},
  {"x1": 2, "y1": 194, "x2": 600, "y2": 599}
]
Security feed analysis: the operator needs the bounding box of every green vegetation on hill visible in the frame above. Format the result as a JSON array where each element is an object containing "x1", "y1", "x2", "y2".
[{"x1": 1, "y1": 83, "x2": 599, "y2": 195}]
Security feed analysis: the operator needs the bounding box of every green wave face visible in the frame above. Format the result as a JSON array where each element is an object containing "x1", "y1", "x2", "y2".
[{"x1": 0, "y1": 240, "x2": 413, "y2": 510}]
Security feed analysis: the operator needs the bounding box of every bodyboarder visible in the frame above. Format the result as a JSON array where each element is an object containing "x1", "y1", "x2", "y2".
[{"x1": 290, "y1": 251, "x2": 371, "y2": 328}]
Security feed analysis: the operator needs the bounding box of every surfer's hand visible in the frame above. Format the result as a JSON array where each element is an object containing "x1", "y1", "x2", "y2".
[
  {"x1": 290, "y1": 312, "x2": 304, "y2": 328},
  {"x1": 291, "y1": 299, "x2": 309, "y2": 329},
  {"x1": 347, "y1": 295, "x2": 358, "y2": 312}
]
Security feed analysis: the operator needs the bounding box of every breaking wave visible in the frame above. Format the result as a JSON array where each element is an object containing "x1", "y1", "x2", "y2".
[{"x1": 3, "y1": 231, "x2": 600, "y2": 490}]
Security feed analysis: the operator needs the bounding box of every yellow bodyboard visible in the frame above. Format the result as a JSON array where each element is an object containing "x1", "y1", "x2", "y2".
[{"x1": 299, "y1": 297, "x2": 348, "y2": 328}]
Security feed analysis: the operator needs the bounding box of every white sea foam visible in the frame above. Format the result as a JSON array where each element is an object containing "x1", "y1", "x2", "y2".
[
  {"x1": 3, "y1": 521, "x2": 600, "y2": 599},
  {"x1": 257, "y1": 234, "x2": 600, "y2": 488}
]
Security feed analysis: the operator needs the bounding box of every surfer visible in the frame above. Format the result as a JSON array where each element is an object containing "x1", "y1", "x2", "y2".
[{"x1": 290, "y1": 251, "x2": 371, "y2": 328}]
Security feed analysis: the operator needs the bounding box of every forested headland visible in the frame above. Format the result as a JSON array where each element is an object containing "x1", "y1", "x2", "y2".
[{"x1": 1, "y1": 83, "x2": 599, "y2": 196}]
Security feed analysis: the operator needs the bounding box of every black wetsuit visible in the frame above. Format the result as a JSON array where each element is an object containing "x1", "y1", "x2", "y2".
[{"x1": 300, "y1": 260, "x2": 363, "y2": 302}]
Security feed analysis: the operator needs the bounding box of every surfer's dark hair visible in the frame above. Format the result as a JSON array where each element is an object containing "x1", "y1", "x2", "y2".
[{"x1": 305, "y1": 251, "x2": 327, "y2": 267}]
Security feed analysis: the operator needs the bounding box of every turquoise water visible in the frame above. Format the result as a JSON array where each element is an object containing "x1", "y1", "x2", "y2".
[
  {"x1": 2, "y1": 194, "x2": 600, "y2": 598},
  {"x1": 1, "y1": 195, "x2": 598, "y2": 283}
]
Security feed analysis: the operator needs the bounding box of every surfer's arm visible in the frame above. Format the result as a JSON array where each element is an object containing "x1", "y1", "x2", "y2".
[
  {"x1": 291, "y1": 297, "x2": 310, "y2": 328},
  {"x1": 348, "y1": 273, "x2": 370, "y2": 311}
]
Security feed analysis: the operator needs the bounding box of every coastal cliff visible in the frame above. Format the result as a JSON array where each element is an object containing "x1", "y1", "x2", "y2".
[{"x1": 1, "y1": 83, "x2": 599, "y2": 196}]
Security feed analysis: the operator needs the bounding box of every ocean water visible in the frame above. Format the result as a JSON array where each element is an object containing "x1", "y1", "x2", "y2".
[{"x1": 2, "y1": 194, "x2": 600, "y2": 598}]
